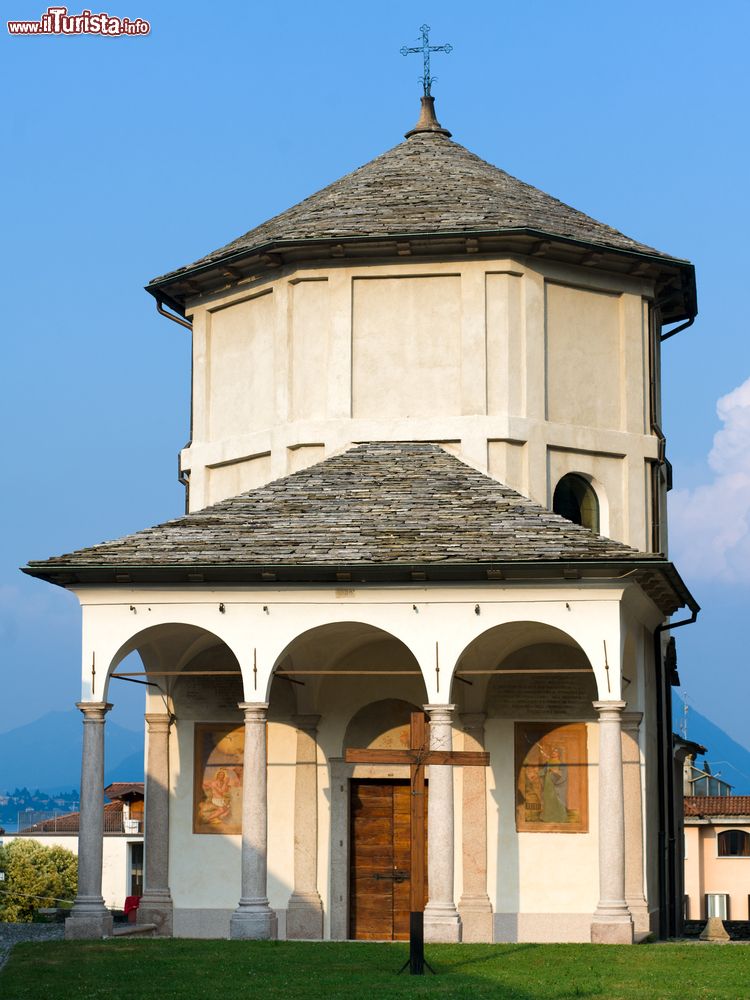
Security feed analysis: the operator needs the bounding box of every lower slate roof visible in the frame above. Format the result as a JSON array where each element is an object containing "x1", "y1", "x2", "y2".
[{"x1": 23, "y1": 442, "x2": 696, "y2": 614}]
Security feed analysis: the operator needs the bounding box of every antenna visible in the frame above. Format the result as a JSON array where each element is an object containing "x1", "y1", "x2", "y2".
[{"x1": 679, "y1": 691, "x2": 688, "y2": 740}]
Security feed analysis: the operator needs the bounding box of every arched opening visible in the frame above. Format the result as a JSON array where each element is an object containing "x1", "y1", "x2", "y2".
[
  {"x1": 451, "y1": 621, "x2": 597, "y2": 927},
  {"x1": 107, "y1": 624, "x2": 247, "y2": 913},
  {"x1": 268, "y1": 621, "x2": 427, "y2": 721},
  {"x1": 451, "y1": 620, "x2": 595, "y2": 707},
  {"x1": 271, "y1": 622, "x2": 427, "y2": 942},
  {"x1": 553, "y1": 473, "x2": 600, "y2": 532}
]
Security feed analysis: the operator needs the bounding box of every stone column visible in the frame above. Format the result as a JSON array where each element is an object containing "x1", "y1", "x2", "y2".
[
  {"x1": 230, "y1": 703, "x2": 278, "y2": 939},
  {"x1": 591, "y1": 700, "x2": 634, "y2": 944},
  {"x1": 65, "y1": 702, "x2": 113, "y2": 940},
  {"x1": 137, "y1": 713, "x2": 173, "y2": 935},
  {"x1": 286, "y1": 715, "x2": 323, "y2": 939},
  {"x1": 423, "y1": 704, "x2": 462, "y2": 942},
  {"x1": 622, "y1": 712, "x2": 650, "y2": 935},
  {"x1": 458, "y1": 713, "x2": 493, "y2": 941}
]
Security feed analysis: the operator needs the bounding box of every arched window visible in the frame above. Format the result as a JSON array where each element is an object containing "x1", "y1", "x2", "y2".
[
  {"x1": 718, "y1": 829, "x2": 750, "y2": 857},
  {"x1": 553, "y1": 474, "x2": 600, "y2": 532}
]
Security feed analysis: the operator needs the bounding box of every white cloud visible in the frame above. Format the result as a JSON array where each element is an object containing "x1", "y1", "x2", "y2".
[{"x1": 670, "y1": 376, "x2": 750, "y2": 582}]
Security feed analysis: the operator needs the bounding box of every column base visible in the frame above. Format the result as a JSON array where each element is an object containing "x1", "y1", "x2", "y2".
[
  {"x1": 230, "y1": 902, "x2": 278, "y2": 940},
  {"x1": 424, "y1": 903, "x2": 462, "y2": 943},
  {"x1": 286, "y1": 892, "x2": 323, "y2": 939},
  {"x1": 458, "y1": 894, "x2": 493, "y2": 943},
  {"x1": 625, "y1": 898, "x2": 651, "y2": 936},
  {"x1": 138, "y1": 892, "x2": 174, "y2": 937},
  {"x1": 65, "y1": 911, "x2": 114, "y2": 940},
  {"x1": 699, "y1": 917, "x2": 730, "y2": 942},
  {"x1": 591, "y1": 908, "x2": 634, "y2": 944}
]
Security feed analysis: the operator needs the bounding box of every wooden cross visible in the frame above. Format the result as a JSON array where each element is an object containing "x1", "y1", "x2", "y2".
[{"x1": 345, "y1": 711, "x2": 489, "y2": 975}]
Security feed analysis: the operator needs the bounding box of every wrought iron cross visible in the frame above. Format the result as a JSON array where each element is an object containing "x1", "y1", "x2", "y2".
[{"x1": 400, "y1": 24, "x2": 452, "y2": 97}]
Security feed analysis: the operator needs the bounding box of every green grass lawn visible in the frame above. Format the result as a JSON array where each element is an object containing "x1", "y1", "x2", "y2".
[{"x1": 1, "y1": 940, "x2": 748, "y2": 1000}]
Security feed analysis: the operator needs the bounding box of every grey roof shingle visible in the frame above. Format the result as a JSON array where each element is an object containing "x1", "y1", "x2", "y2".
[
  {"x1": 27, "y1": 441, "x2": 656, "y2": 570},
  {"x1": 151, "y1": 129, "x2": 681, "y2": 286}
]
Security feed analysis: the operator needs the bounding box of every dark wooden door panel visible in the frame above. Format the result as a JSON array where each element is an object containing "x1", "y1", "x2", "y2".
[{"x1": 349, "y1": 779, "x2": 427, "y2": 941}]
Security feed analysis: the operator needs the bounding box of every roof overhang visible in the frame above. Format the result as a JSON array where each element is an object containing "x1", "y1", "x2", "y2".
[
  {"x1": 146, "y1": 228, "x2": 697, "y2": 326},
  {"x1": 23, "y1": 558, "x2": 698, "y2": 618}
]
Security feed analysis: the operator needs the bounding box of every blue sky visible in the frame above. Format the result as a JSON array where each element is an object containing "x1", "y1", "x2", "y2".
[{"x1": 1, "y1": 2, "x2": 749, "y2": 778}]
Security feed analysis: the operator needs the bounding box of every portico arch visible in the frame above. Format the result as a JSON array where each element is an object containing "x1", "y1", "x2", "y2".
[
  {"x1": 450, "y1": 621, "x2": 595, "y2": 709},
  {"x1": 266, "y1": 620, "x2": 427, "y2": 709},
  {"x1": 98, "y1": 622, "x2": 244, "y2": 704}
]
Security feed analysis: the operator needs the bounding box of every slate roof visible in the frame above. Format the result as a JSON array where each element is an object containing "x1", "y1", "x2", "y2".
[
  {"x1": 150, "y1": 125, "x2": 683, "y2": 289},
  {"x1": 684, "y1": 796, "x2": 750, "y2": 818},
  {"x1": 23, "y1": 443, "x2": 695, "y2": 614},
  {"x1": 27, "y1": 442, "x2": 646, "y2": 567}
]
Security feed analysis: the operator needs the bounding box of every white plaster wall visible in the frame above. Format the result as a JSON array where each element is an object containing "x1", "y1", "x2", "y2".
[
  {"x1": 352, "y1": 274, "x2": 462, "y2": 419},
  {"x1": 206, "y1": 290, "x2": 275, "y2": 441},
  {"x1": 181, "y1": 257, "x2": 658, "y2": 550},
  {"x1": 169, "y1": 721, "x2": 241, "y2": 913},
  {"x1": 1, "y1": 834, "x2": 139, "y2": 911},
  {"x1": 485, "y1": 719, "x2": 599, "y2": 921}
]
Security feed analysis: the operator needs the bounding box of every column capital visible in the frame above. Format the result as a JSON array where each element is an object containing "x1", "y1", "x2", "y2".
[
  {"x1": 238, "y1": 702, "x2": 269, "y2": 724},
  {"x1": 621, "y1": 711, "x2": 643, "y2": 735},
  {"x1": 592, "y1": 700, "x2": 626, "y2": 720},
  {"x1": 145, "y1": 713, "x2": 173, "y2": 733},
  {"x1": 460, "y1": 712, "x2": 486, "y2": 733},
  {"x1": 423, "y1": 704, "x2": 456, "y2": 725},
  {"x1": 292, "y1": 714, "x2": 321, "y2": 733},
  {"x1": 76, "y1": 701, "x2": 112, "y2": 721}
]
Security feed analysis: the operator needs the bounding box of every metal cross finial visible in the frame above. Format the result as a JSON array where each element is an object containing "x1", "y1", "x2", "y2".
[{"x1": 400, "y1": 24, "x2": 452, "y2": 97}]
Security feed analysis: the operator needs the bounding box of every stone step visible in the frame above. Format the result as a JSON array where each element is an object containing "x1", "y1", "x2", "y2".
[{"x1": 112, "y1": 923, "x2": 157, "y2": 938}]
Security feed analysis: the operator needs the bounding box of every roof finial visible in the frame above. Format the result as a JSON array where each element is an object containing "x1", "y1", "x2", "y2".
[
  {"x1": 400, "y1": 23, "x2": 452, "y2": 98},
  {"x1": 401, "y1": 25, "x2": 453, "y2": 139}
]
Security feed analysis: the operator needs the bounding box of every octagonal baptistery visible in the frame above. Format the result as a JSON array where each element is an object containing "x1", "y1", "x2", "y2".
[{"x1": 148, "y1": 97, "x2": 696, "y2": 553}]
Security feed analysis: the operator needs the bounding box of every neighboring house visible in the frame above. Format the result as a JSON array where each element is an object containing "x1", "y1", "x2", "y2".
[
  {"x1": 684, "y1": 796, "x2": 750, "y2": 922},
  {"x1": 1, "y1": 783, "x2": 143, "y2": 911},
  {"x1": 686, "y1": 762, "x2": 733, "y2": 798},
  {"x1": 23, "y1": 89, "x2": 700, "y2": 945}
]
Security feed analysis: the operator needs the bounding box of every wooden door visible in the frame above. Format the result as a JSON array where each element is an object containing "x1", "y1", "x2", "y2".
[{"x1": 349, "y1": 780, "x2": 427, "y2": 940}]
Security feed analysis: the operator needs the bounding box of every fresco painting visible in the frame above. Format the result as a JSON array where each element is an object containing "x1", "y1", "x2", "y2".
[
  {"x1": 515, "y1": 721, "x2": 588, "y2": 833},
  {"x1": 193, "y1": 723, "x2": 244, "y2": 834}
]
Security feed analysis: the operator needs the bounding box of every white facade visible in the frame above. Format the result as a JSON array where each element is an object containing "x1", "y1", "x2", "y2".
[
  {"x1": 182, "y1": 256, "x2": 661, "y2": 553},
  {"x1": 28, "y1": 104, "x2": 698, "y2": 946},
  {"x1": 59, "y1": 575, "x2": 662, "y2": 942}
]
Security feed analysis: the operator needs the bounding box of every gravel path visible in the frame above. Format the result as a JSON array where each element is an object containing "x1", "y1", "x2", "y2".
[{"x1": 0, "y1": 922, "x2": 64, "y2": 972}]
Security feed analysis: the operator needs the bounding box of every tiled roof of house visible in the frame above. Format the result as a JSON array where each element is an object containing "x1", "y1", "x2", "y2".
[
  {"x1": 151, "y1": 119, "x2": 684, "y2": 288},
  {"x1": 18, "y1": 801, "x2": 123, "y2": 835},
  {"x1": 18, "y1": 810, "x2": 84, "y2": 834},
  {"x1": 684, "y1": 796, "x2": 750, "y2": 817},
  {"x1": 24, "y1": 442, "x2": 694, "y2": 612},
  {"x1": 105, "y1": 783, "x2": 144, "y2": 802}
]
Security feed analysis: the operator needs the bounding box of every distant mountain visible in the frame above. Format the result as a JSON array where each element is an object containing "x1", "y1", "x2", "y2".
[
  {"x1": 0, "y1": 710, "x2": 143, "y2": 793},
  {"x1": 673, "y1": 693, "x2": 750, "y2": 794}
]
